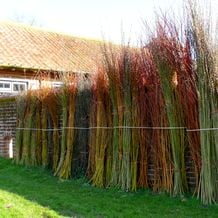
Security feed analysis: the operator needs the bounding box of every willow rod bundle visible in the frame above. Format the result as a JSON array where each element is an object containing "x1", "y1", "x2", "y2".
[
  {"x1": 44, "y1": 91, "x2": 60, "y2": 171},
  {"x1": 100, "y1": 45, "x2": 146, "y2": 191},
  {"x1": 129, "y1": 52, "x2": 141, "y2": 191},
  {"x1": 37, "y1": 87, "x2": 57, "y2": 168},
  {"x1": 41, "y1": 101, "x2": 48, "y2": 167},
  {"x1": 54, "y1": 87, "x2": 69, "y2": 177},
  {"x1": 29, "y1": 96, "x2": 38, "y2": 166},
  {"x1": 55, "y1": 77, "x2": 77, "y2": 179},
  {"x1": 176, "y1": 41, "x2": 201, "y2": 191},
  {"x1": 137, "y1": 62, "x2": 150, "y2": 189},
  {"x1": 15, "y1": 96, "x2": 27, "y2": 164},
  {"x1": 138, "y1": 48, "x2": 173, "y2": 193},
  {"x1": 90, "y1": 71, "x2": 111, "y2": 187},
  {"x1": 102, "y1": 45, "x2": 123, "y2": 187},
  {"x1": 120, "y1": 48, "x2": 132, "y2": 191},
  {"x1": 58, "y1": 87, "x2": 76, "y2": 178},
  {"x1": 87, "y1": 97, "x2": 97, "y2": 178},
  {"x1": 187, "y1": 1, "x2": 218, "y2": 204},
  {"x1": 73, "y1": 77, "x2": 92, "y2": 177},
  {"x1": 20, "y1": 93, "x2": 37, "y2": 165},
  {"x1": 35, "y1": 100, "x2": 42, "y2": 165},
  {"x1": 148, "y1": 22, "x2": 189, "y2": 196}
]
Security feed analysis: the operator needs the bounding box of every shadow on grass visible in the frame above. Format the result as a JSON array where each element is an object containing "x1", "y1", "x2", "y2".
[{"x1": 0, "y1": 158, "x2": 217, "y2": 217}]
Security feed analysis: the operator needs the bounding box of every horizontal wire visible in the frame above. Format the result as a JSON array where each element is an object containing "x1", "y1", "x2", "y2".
[
  {"x1": 187, "y1": 128, "x2": 218, "y2": 132},
  {"x1": 15, "y1": 126, "x2": 186, "y2": 131},
  {"x1": 13, "y1": 126, "x2": 218, "y2": 132}
]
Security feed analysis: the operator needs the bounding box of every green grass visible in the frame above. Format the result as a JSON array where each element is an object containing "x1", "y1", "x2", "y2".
[{"x1": 0, "y1": 158, "x2": 217, "y2": 217}]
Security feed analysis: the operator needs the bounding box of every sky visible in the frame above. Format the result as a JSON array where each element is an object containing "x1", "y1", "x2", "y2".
[{"x1": 0, "y1": 0, "x2": 217, "y2": 44}]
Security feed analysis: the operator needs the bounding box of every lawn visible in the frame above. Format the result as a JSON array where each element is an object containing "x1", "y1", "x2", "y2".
[{"x1": 0, "y1": 158, "x2": 217, "y2": 218}]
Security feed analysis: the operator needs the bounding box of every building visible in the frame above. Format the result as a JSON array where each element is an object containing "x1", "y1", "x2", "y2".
[
  {"x1": 0, "y1": 21, "x2": 105, "y2": 157},
  {"x1": 0, "y1": 21, "x2": 106, "y2": 96}
]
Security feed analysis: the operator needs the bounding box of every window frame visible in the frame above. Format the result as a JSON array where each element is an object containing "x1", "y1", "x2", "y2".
[
  {"x1": 12, "y1": 82, "x2": 27, "y2": 93},
  {"x1": 0, "y1": 81, "x2": 11, "y2": 92},
  {"x1": 0, "y1": 80, "x2": 28, "y2": 93}
]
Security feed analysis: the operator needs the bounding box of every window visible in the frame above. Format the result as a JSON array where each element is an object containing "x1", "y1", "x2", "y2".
[
  {"x1": 13, "y1": 83, "x2": 26, "y2": 92},
  {"x1": 0, "y1": 82, "x2": 11, "y2": 92},
  {"x1": 52, "y1": 82, "x2": 63, "y2": 88},
  {"x1": 0, "y1": 80, "x2": 27, "y2": 93}
]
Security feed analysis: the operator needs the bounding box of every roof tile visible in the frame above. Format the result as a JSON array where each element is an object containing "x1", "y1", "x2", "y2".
[{"x1": 0, "y1": 21, "x2": 106, "y2": 74}]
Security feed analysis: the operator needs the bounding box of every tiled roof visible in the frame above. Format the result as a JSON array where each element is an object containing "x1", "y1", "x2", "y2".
[{"x1": 0, "y1": 21, "x2": 106, "y2": 74}]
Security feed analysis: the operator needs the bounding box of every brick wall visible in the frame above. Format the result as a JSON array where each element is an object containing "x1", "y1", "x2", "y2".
[{"x1": 0, "y1": 99, "x2": 16, "y2": 158}]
